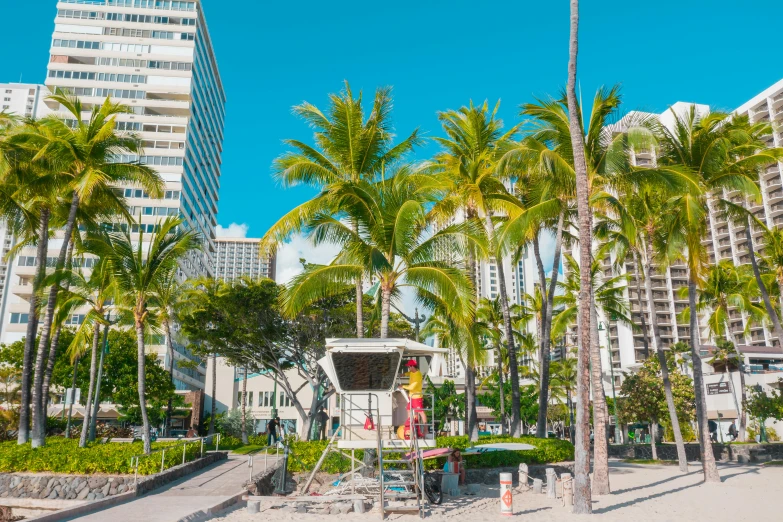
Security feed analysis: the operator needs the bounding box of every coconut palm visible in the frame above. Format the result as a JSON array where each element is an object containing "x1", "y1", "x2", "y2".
[
  {"x1": 262, "y1": 82, "x2": 421, "y2": 338},
  {"x1": 761, "y1": 226, "x2": 783, "y2": 317},
  {"x1": 149, "y1": 270, "x2": 184, "y2": 436},
  {"x1": 18, "y1": 93, "x2": 162, "y2": 447},
  {"x1": 427, "y1": 101, "x2": 526, "y2": 435},
  {"x1": 658, "y1": 108, "x2": 779, "y2": 483},
  {"x1": 83, "y1": 217, "x2": 200, "y2": 454},
  {"x1": 477, "y1": 297, "x2": 508, "y2": 434},
  {"x1": 59, "y1": 259, "x2": 115, "y2": 447},
  {"x1": 280, "y1": 170, "x2": 477, "y2": 339},
  {"x1": 421, "y1": 307, "x2": 486, "y2": 441},
  {"x1": 564, "y1": 0, "x2": 593, "y2": 509}
]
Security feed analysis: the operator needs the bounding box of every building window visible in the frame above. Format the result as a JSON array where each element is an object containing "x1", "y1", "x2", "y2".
[{"x1": 10, "y1": 313, "x2": 29, "y2": 324}]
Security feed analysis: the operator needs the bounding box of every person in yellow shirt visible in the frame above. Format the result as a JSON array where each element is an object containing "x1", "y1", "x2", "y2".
[{"x1": 401, "y1": 359, "x2": 427, "y2": 437}]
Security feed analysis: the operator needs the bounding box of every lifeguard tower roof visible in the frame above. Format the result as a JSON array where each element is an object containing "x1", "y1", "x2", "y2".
[{"x1": 319, "y1": 338, "x2": 447, "y2": 395}]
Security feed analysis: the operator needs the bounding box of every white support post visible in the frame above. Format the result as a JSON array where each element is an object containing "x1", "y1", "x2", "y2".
[{"x1": 161, "y1": 450, "x2": 166, "y2": 473}]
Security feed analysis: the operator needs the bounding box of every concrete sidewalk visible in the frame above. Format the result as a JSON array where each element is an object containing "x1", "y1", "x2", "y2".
[{"x1": 61, "y1": 454, "x2": 263, "y2": 522}]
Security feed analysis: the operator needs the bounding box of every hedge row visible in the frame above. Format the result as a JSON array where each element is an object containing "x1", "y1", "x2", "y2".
[
  {"x1": 0, "y1": 438, "x2": 199, "y2": 475},
  {"x1": 278, "y1": 435, "x2": 574, "y2": 474}
]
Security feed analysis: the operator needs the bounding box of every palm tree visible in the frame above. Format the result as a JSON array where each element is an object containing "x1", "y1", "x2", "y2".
[
  {"x1": 15, "y1": 93, "x2": 161, "y2": 447},
  {"x1": 477, "y1": 297, "x2": 508, "y2": 434},
  {"x1": 280, "y1": 170, "x2": 476, "y2": 338},
  {"x1": 262, "y1": 82, "x2": 421, "y2": 338},
  {"x1": 421, "y1": 307, "x2": 486, "y2": 441},
  {"x1": 60, "y1": 259, "x2": 115, "y2": 448},
  {"x1": 550, "y1": 357, "x2": 577, "y2": 440},
  {"x1": 565, "y1": 0, "x2": 593, "y2": 510},
  {"x1": 84, "y1": 217, "x2": 200, "y2": 454},
  {"x1": 657, "y1": 107, "x2": 776, "y2": 483},
  {"x1": 428, "y1": 101, "x2": 526, "y2": 435},
  {"x1": 761, "y1": 226, "x2": 783, "y2": 319},
  {"x1": 149, "y1": 270, "x2": 184, "y2": 436}
]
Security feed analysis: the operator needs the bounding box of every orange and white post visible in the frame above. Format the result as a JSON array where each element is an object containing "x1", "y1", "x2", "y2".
[{"x1": 500, "y1": 472, "x2": 513, "y2": 516}]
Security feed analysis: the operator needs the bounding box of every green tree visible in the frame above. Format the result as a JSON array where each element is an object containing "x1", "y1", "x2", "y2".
[
  {"x1": 743, "y1": 382, "x2": 783, "y2": 443},
  {"x1": 14, "y1": 93, "x2": 161, "y2": 447},
  {"x1": 426, "y1": 377, "x2": 465, "y2": 434},
  {"x1": 658, "y1": 109, "x2": 780, "y2": 483},
  {"x1": 280, "y1": 170, "x2": 476, "y2": 338},
  {"x1": 619, "y1": 353, "x2": 695, "y2": 460},
  {"x1": 84, "y1": 217, "x2": 200, "y2": 454},
  {"x1": 262, "y1": 82, "x2": 421, "y2": 337}
]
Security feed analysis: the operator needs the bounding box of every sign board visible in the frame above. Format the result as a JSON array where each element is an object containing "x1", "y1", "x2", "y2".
[
  {"x1": 707, "y1": 382, "x2": 731, "y2": 395},
  {"x1": 64, "y1": 388, "x2": 80, "y2": 406}
]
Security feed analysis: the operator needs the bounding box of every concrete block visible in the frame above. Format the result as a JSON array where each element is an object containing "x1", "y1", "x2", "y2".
[{"x1": 247, "y1": 501, "x2": 260, "y2": 514}]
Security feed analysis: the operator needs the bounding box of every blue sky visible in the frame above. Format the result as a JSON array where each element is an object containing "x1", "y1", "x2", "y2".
[{"x1": 2, "y1": 0, "x2": 782, "y2": 281}]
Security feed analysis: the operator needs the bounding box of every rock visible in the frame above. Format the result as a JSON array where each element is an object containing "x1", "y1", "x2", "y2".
[
  {"x1": 95, "y1": 493, "x2": 105, "y2": 499},
  {"x1": 59, "y1": 478, "x2": 68, "y2": 486},
  {"x1": 48, "y1": 490, "x2": 58, "y2": 499},
  {"x1": 295, "y1": 506, "x2": 307, "y2": 514},
  {"x1": 88, "y1": 477, "x2": 108, "y2": 489},
  {"x1": 109, "y1": 484, "x2": 118, "y2": 495},
  {"x1": 117, "y1": 484, "x2": 126, "y2": 493},
  {"x1": 47, "y1": 478, "x2": 57, "y2": 489},
  {"x1": 338, "y1": 502, "x2": 353, "y2": 514},
  {"x1": 102, "y1": 483, "x2": 111, "y2": 496},
  {"x1": 87, "y1": 492, "x2": 96, "y2": 501},
  {"x1": 329, "y1": 505, "x2": 341, "y2": 515},
  {"x1": 76, "y1": 481, "x2": 88, "y2": 493},
  {"x1": 67, "y1": 491, "x2": 77, "y2": 500},
  {"x1": 77, "y1": 488, "x2": 90, "y2": 500}
]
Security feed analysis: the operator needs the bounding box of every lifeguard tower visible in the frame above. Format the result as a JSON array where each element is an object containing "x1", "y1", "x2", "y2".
[{"x1": 303, "y1": 338, "x2": 447, "y2": 518}]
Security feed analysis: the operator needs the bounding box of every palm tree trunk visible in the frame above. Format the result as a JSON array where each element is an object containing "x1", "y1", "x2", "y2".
[
  {"x1": 165, "y1": 320, "x2": 174, "y2": 437},
  {"x1": 380, "y1": 283, "x2": 392, "y2": 339},
  {"x1": 209, "y1": 352, "x2": 217, "y2": 435},
  {"x1": 745, "y1": 218, "x2": 783, "y2": 346},
  {"x1": 79, "y1": 322, "x2": 100, "y2": 448},
  {"x1": 687, "y1": 275, "x2": 720, "y2": 482},
  {"x1": 534, "y1": 213, "x2": 565, "y2": 438},
  {"x1": 465, "y1": 365, "x2": 479, "y2": 441},
  {"x1": 353, "y1": 221, "x2": 364, "y2": 338},
  {"x1": 565, "y1": 0, "x2": 593, "y2": 511},
  {"x1": 736, "y1": 362, "x2": 747, "y2": 442},
  {"x1": 589, "y1": 292, "x2": 611, "y2": 494},
  {"x1": 482, "y1": 213, "x2": 521, "y2": 436},
  {"x1": 651, "y1": 420, "x2": 658, "y2": 460},
  {"x1": 135, "y1": 318, "x2": 152, "y2": 455},
  {"x1": 32, "y1": 193, "x2": 79, "y2": 448},
  {"x1": 241, "y1": 368, "x2": 248, "y2": 445},
  {"x1": 65, "y1": 356, "x2": 79, "y2": 438},
  {"x1": 18, "y1": 208, "x2": 50, "y2": 445},
  {"x1": 644, "y1": 241, "x2": 688, "y2": 472},
  {"x1": 634, "y1": 252, "x2": 651, "y2": 359},
  {"x1": 496, "y1": 344, "x2": 506, "y2": 435},
  {"x1": 40, "y1": 237, "x2": 75, "y2": 441}
]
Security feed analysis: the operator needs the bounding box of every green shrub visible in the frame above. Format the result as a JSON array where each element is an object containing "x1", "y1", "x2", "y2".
[
  {"x1": 0, "y1": 438, "x2": 200, "y2": 475},
  {"x1": 747, "y1": 423, "x2": 780, "y2": 442},
  {"x1": 281, "y1": 436, "x2": 573, "y2": 475}
]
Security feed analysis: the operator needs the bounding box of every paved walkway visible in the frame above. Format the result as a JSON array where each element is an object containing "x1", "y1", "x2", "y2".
[{"x1": 62, "y1": 454, "x2": 268, "y2": 522}]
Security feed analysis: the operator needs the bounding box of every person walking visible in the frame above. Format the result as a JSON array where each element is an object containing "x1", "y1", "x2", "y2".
[
  {"x1": 267, "y1": 417, "x2": 280, "y2": 446},
  {"x1": 317, "y1": 407, "x2": 329, "y2": 441},
  {"x1": 728, "y1": 420, "x2": 738, "y2": 442}
]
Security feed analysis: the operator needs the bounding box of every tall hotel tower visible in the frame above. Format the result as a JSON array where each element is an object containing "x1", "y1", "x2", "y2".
[{"x1": 46, "y1": 0, "x2": 225, "y2": 279}]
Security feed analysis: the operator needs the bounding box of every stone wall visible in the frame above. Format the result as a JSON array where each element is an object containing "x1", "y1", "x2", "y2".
[
  {"x1": 466, "y1": 463, "x2": 575, "y2": 486},
  {"x1": 0, "y1": 451, "x2": 228, "y2": 502},
  {"x1": 0, "y1": 475, "x2": 133, "y2": 501},
  {"x1": 244, "y1": 461, "x2": 281, "y2": 496},
  {"x1": 607, "y1": 443, "x2": 783, "y2": 462}
]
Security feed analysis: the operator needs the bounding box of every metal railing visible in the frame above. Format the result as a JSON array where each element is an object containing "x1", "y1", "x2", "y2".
[{"x1": 129, "y1": 433, "x2": 221, "y2": 488}]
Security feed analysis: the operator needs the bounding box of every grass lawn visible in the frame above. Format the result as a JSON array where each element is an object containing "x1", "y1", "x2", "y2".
[
  {"x1": 622, "y1": 459, "x2": 678, "y2": 465},
  {"x1": 764, "y1": 460, "x2": 783, "y2": 466}
]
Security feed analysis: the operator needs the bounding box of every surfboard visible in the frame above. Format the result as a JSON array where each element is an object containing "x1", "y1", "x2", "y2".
[{"x1": 463, "y1": 443, "x2": 536, "y2": 455}]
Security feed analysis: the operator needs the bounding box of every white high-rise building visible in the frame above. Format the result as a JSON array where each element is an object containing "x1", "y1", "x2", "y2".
[
  {"x1": 213, "y1": 237, "x2": 276, "y2": 282},
  {"x1": 0, "y1": 83, "x2": 52, "y2": 119},
  {"x1": 0, "y1": 1, "x2": 226, "y2": 394},
  {"x1": 561, "y1": 80, "x2": 783, "y2": 400}
]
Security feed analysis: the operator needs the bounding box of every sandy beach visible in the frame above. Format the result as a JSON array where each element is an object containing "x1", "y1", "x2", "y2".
[{"x1": 209, "y1": 461, "x2": 782, "y2": 522}]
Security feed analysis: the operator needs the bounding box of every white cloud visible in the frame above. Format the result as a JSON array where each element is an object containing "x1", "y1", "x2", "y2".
[
  {"x1": 216, "y1": 223, "x2": 249, "y2": 238},
  {"x1": 275, "y1": 234, "x2": 341, "y2": 285}
]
